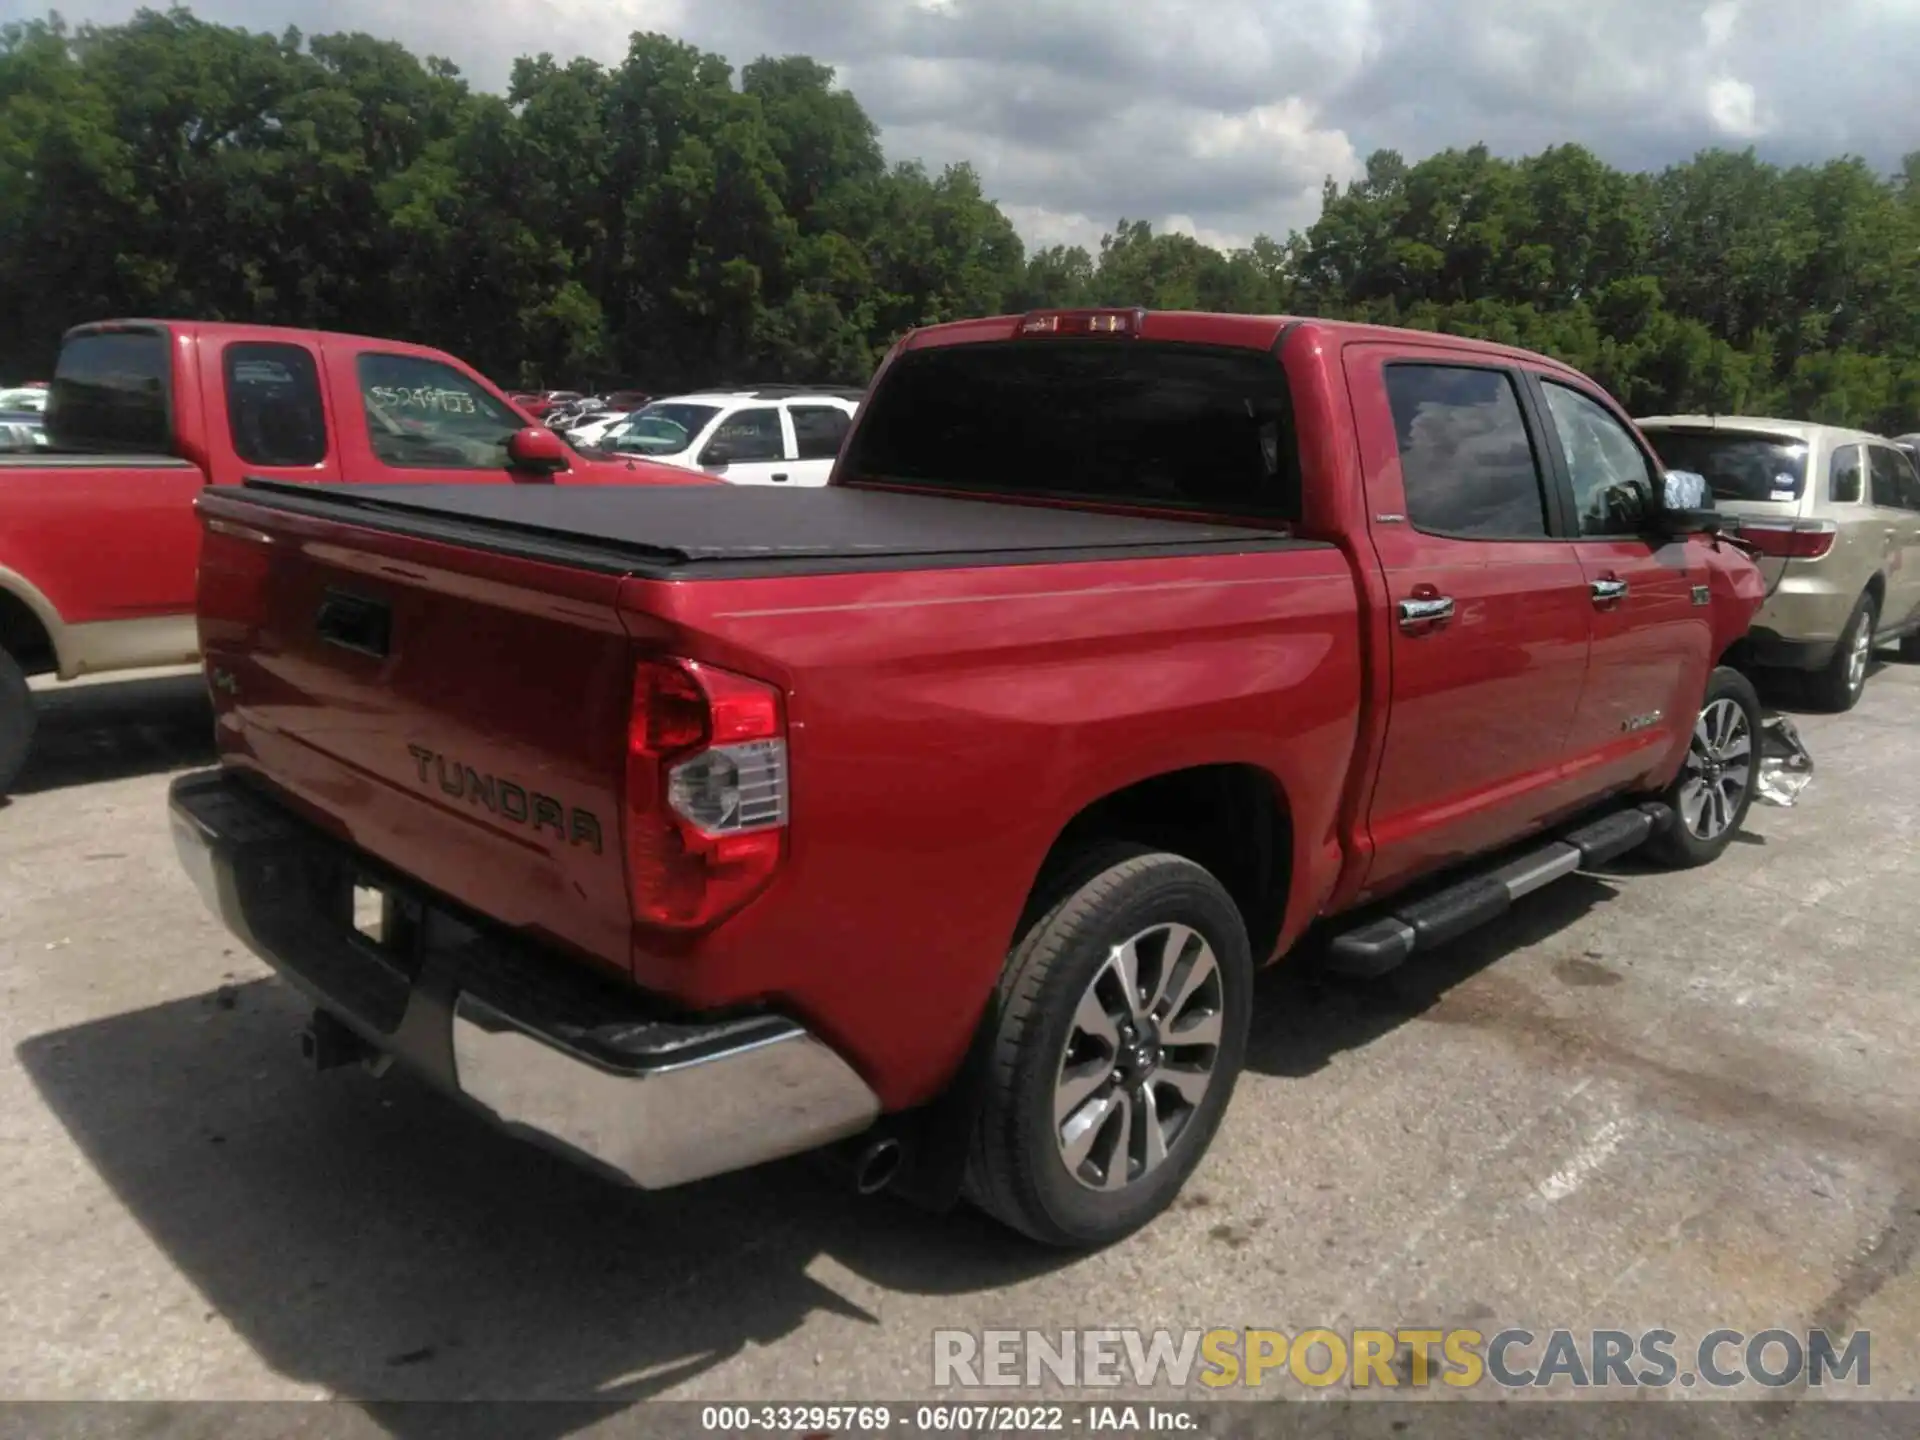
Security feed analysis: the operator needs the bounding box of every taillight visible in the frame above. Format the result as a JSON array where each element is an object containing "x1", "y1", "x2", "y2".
[
  {"x1": 625, "y1": 658, "x2": 788, "y2": 930},
  {"x1": 1017, "y1": 307, "x2": 1146, "y2": 337},
  {"x1": 1734, "y1": 519, "x2": 1837, "y2": 559}
]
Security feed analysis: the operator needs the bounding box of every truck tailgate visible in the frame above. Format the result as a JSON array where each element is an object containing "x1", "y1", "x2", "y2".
[{"x1": 195, "y1": 490, "x2": 636, "y2": 973}]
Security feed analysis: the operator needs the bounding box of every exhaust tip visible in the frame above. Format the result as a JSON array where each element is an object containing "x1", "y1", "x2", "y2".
[{"x1": 854, "y1": 1137, "x2": 903, "y2": 1196}]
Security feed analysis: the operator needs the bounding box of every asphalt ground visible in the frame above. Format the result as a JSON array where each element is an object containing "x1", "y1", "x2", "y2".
[{"x1": 1, "y1": 660, "x2": 1915, "y2": 1433}]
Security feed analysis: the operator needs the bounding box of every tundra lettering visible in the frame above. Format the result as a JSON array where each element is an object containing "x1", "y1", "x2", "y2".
[{"x1": 405, "y1": 744, "x2": 603, "y2": 853}]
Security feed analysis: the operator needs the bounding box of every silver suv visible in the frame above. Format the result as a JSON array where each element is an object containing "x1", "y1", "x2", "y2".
[{"x1": 1638, "y1": 415, "x2": 1920, "y2": 711}]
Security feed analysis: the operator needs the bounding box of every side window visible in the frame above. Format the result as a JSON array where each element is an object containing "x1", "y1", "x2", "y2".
[
  {"x1": 1384, "y1": 364, "x2": 1549, "y2": 538},
  {"x1": 1829, "y1": 444, "x2": 1865, "y2": 504},
  {"x1": 1539, "y1": 381, "x2": 1658, "y2": 537},
  {"x1": 356, "y1": 353, "x2": 523, "y2": 470},
  {"x1": 702, "y1": 406, "x2": 784, "y2": 464},
  {"x1": 1885, "y1": 447, "x2": 1920, "y2": 512},
  {"x1": 1868, "y1": 446, "x2": 1916, "y2": 510},
  {"x1": 789, "y1": 404, "x2": 852, "y2": 461},
  {"x1": 225, "y1": 343, "x2": 327, "y2": 468}
]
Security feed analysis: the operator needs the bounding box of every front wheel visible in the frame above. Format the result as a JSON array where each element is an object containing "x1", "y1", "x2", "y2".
[
  {"x1": 963, "y1": 847, "x2": 1252, "y2": 1248},
  {"x1": 1646, "y1": 665, "x2": 1762, "y2": 869}
]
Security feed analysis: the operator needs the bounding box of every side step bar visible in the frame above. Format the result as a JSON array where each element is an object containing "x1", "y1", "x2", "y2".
[{"x1": 1324, "y1": 802, "x2": 1674, "y2": 979}]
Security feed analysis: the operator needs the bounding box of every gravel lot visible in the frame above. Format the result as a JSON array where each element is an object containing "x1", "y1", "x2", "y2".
[{"x1": 1, "y1": 661, "x2": 1916, "y2": 1422}]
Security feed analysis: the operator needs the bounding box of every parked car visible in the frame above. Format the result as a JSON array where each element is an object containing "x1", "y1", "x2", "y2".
[
  {"x1": 564, "y1": 408, "x2": 637, "y2": 450},
  {"x1": 0, "y1": 386, "x2": 49, "y2": 413},
  {"x1": 506, "y1": 391, "x2": 584, "y2": 420},
  {"x1": 548, "y1": 400, "x2": 614, "y2": 433},
  {"x1": 0, "y1": 321, "x2": 704, "y2": 793},
  {"x1": 0, "y1": 410, "x2": 46, "y2": 451},
  {"x1": 585, "y1": 385, "x2": 861, "y2": 485},
  {"x1": 1638, "y1": 415, "x2": 1920, "y2": 709},
  {"x1": 169, "y1": 309, "x2": 1763, "y2": 1248},
  {"x1": 1893, "y1": 433, "x2": 1920, "y2": 468}
]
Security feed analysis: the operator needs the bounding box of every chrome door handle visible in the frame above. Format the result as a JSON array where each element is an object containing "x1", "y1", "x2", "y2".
[
  {"x1": 1591, "y1": 578, "x2": 1629, "y2": 603},
  {"x1": 1397, "y1": 596, "x2": 1455, "y2": 630}
]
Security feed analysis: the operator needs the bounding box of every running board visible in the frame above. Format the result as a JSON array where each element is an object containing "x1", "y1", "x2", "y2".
[{"x1": 1324, "y1": 802, "x2": 1674, "y2": 979}]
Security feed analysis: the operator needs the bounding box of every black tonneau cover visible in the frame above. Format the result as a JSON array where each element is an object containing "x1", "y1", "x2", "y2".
[{"x1": 235, "y1": 479, "x2": 1320, "y2": 578}]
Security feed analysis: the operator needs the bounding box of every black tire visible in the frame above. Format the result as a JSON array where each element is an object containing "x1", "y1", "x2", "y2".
[
  {"x1": 1806, "y1": 592, "x2": 1876, "y2": 712},
  {"x1": 1646, "y1": 665, "x2": 1763, "y2": 870},
  {"x1": 0, "y1": 648, "x2": 34, "y2": 796},
  {"x1": 962, "y1": 845, "x2": 1253, "y2": 1248}
]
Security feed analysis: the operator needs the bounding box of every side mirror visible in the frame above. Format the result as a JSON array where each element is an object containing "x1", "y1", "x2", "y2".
[
  {"x1": 701, "y1": 440, "x2": 734, "y2": 468},
  {"x1": 1655, "y1": 469, "x2": 1722, "y2": 536},
  {"x1": 506, "y1": 426, "x2": 568, "y2": 478},
  {"x1": 1663, "y1": 470, "x2": 1709, "y2": 511}
]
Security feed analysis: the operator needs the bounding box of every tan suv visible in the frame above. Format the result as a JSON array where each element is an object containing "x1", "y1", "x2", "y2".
[{"x1": 1638, "y1": 415, "x2": 1920, "y2": 711}]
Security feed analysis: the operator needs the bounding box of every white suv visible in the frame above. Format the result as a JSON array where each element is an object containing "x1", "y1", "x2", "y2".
[{"x1": 583, "y1": 386, "x2": 862, "y2": 486}]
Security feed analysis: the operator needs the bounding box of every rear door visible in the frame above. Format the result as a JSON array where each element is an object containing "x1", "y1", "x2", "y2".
[
  {"x1": 1527, "y1": 375, "x2": 1713, "y2": 797},
  {"x1": 786, "y1": 402, "x2": 854, "y2": 485},
  {"x1": 1346, "y1": 349, "x2": 1594, "y2": 897},
  {"x1": 200, "y1": 336, "x2": 340, "y2": 489}
]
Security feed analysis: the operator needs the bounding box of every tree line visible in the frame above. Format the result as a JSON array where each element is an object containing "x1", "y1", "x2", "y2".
[{"x1": 3, "y1": 6, "x2": 1918, "y2": 431}]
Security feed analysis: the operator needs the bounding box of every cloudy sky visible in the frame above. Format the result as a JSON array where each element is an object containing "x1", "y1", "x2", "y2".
[{"x1": 15, "y1": 0, "x2": 1920, "y2": 250}]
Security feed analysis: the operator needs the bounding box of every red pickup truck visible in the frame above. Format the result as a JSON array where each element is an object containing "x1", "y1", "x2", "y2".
[
  {"x1": 0, "y1": 320, "x2": 691, "y2": 792},
  {"x1": 168, "y1": 309, "x2": 1766, "y2": 1247}
]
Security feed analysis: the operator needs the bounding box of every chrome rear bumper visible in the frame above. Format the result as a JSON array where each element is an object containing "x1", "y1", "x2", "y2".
[{"x1": 168, "y1": 768, "x2": 879, "y2": 1189}]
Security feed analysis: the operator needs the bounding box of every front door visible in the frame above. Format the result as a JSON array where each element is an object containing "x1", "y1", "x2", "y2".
[
  {"x1": 1346, "y1": 349, "x2": 1594, "y2": 900},
  {"x1": 1529, "y1": 376, "x2": 1713, "y2": 798},
  {"x1": 325, "y1": 346, "x2": 532, "y2": 485},
  {"x1": 695, "y1": 406, "x2": 791, "y2": 485}
]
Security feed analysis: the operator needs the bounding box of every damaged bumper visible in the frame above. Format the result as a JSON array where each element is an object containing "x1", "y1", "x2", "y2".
[{"x1": 167, "y1": 768, "x2": 880, "y2": 1189}]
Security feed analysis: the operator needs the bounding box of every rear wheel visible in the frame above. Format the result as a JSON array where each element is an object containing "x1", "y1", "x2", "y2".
[
  {"x1": 0, "y1": 648, "x2": 34, "y2": 796},
  {"x1": 1647, "y1": 666, "x2": 1761, "y2": 870},
  {"x1": 1807, "y1": 593, "x2": 1876, "y2": 712},
  {"x1": 963, "y1": 846, "x2": 1252, "y2": 1248}
]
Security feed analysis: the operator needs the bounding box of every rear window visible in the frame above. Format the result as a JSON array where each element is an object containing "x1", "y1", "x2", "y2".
[
  {"x1": 46, "y1": 328, "x2": 172, "y2": 454},
  {"x1": 841, "y1": 340, "x2": 1300, "y2": 519},
  {"x1": 1641, "y1": 429, "x2": 1808, "y2": 503}
]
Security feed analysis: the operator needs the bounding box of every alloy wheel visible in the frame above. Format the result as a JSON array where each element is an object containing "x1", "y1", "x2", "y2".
[
  {"x1": 1676, "y1": 697, "x2": 1752, "y2": 841},
  {"x1": 1053, "y1": 923, "x2": 1225, "y2": 1192},
  {"x1": 1847, "y1": 620, "x2": 1872, "y2": 698}
]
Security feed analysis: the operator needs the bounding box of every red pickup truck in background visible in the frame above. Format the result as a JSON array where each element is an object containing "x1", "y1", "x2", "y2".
[
  {"x1": 168, "y1": 309, "x2": 1766, "y2": 1247},
  {"x1": 0, "y1": 320, "x2": 694, "y2": 791}
]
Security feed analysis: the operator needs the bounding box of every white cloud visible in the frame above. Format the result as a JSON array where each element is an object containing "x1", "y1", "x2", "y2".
[
  {"x1": 32, "y1": 0, "x2": 1920, "y2": 251},
  {"x1": 1705, "y1": 75, "x2": 1765, "y2": 139},
  {"x1": 1701, "y1": 0, "x2": 1741, "y2": 46}
]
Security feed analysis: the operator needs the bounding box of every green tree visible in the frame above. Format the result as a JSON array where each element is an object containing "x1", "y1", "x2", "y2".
[{"x1": 5, "y1": 4, "x2": 1920, "y2": 432}]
